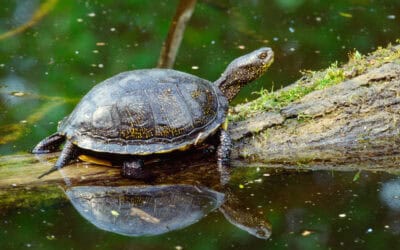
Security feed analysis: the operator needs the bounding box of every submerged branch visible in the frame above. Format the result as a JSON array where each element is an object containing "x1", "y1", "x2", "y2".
[
  {"x1": 0, "y1": 101, "x2": 64, "y2": 144},
  {"x1": 157, "y1": 0, "x2": 197, "y2": 68},
  {"x1": 0, "y1": 0, "x2": 58, "y2": 41}
]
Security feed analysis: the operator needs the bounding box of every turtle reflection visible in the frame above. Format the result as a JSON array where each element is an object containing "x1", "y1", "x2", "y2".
[{"x1": 65, "y1": 184, "x2": 271, "y2": 239}]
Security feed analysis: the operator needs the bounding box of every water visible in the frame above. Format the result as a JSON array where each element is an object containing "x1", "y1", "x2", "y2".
[
  {"x1": 1, "y1": 1, "x2": 400, "y2": 249},
  {"x1": 1, "y1": 168, "x2": 400, "y2": 249}
]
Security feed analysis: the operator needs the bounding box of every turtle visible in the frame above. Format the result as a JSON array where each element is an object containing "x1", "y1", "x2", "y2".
[{"x1": 33, "y1": 47, "x2": 274, "y2": 178}]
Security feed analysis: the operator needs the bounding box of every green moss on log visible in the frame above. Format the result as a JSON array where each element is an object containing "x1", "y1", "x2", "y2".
[{"x1": 230, "y1": 43, "x2": 400, "y2": 121}]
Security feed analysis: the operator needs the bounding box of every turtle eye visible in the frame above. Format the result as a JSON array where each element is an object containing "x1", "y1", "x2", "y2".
[{"x1": 258, "y1": 52, "x2": 268, "y2": 59}]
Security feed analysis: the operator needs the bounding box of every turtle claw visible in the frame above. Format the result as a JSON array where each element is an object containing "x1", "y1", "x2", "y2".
[{"x1": 121, "y1": 159, "x2": 149, "y2": 179}]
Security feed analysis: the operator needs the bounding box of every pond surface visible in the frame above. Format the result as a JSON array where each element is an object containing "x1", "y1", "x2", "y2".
[
  {"x1": 1, "y1": 168, "x2": 400, "y2": 249},
  {"x1": 1, "y1": 1, "x2": 400, "y2": 249}
]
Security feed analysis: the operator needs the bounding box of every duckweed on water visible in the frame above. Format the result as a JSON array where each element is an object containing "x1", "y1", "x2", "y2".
[{"x1": 231, "y1": 43, "x2": 400, "y2": 121}]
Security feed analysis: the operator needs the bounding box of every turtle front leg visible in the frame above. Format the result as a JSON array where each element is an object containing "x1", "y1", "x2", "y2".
[
  {"x1": 121, "y1": 159, "x2": 148, "y2": 179},
  {"x1": 38, "y1": 140, "x2": 78, "y2": 178},
  {"x1": 217, "y1": 120, "x2": 232, "y2": 184}
]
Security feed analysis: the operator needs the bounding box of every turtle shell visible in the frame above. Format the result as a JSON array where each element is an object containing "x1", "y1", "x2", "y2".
[
  {"x1": 66, "y1": 185, "x2": 224, "y2": 236},
  {"x1": 59, "y1": 69, "x2": 229, "y2": 155}
]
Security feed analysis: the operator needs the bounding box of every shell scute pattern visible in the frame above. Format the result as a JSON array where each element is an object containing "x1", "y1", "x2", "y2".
[
  {"x1": 59, "y1": 69, "x2": 228, "y2": 154},
  {"x1": 117, "y1": 93, "x2": 154, "y2": 140}
]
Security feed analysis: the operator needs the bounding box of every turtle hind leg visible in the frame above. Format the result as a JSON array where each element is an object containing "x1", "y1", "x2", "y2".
[
  {"x1": 38, "y1": 141, "x2": 77, "y2": 179},
  {"x1": 217, "y1": 128, "x2": 232, "y2": 184},
  {"x1": 32, "y1": 133, "x2": 65, "y2": 154},
  {"x1": 121, "y1": 159, "x2": 152, "y2": 179}
]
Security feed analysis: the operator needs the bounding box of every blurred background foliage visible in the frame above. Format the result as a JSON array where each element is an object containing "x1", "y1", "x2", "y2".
[
  {"x1": 1, "y1": 1, "x2": 400, "y2": 249},
  {"x1": 0, "y1": 0, "x2": 399, "y2": 153}
]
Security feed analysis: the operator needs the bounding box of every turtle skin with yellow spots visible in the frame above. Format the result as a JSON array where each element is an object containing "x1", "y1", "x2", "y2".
[{"x1": 33, "y1": 47, "x2": 274, "y2": 179}]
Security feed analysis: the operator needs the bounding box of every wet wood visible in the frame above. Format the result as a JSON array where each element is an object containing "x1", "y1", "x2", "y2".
[
  {"x1": 157, "y1": 0, "x2": 197, "y2": 68},
  {"x1": 0, "y1": 151, "x2": 223, "y2": 210}
]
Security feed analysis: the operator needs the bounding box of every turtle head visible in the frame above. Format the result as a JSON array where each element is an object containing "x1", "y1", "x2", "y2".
[{"x1": 215, "y1": 47, "x2": 274, "y2": 101}]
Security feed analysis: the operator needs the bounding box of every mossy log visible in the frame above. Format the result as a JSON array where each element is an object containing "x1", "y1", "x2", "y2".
[
  {"x1": 230, "y1": 44, "x2": 400, "y2": 172},
  {"x1": 1, "y1": 44, "x2": 400, "y2": 208}
]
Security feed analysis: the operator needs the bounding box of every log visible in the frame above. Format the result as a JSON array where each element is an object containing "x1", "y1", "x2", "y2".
[
  {"x1": 1, "y1": 44, "x2": 400, "y2": 209},
  {"x1": 230, "y1": 44, "x2": 400, "y2": 172}
]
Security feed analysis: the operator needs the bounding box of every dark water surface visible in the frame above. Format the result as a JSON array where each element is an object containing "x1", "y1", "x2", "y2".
[
  {"x1": 1, "y1": 168, "x2": 400, "y2": 249},
  {"x1": 1, "y1": 1, "x2": 400, "y2": 249}
]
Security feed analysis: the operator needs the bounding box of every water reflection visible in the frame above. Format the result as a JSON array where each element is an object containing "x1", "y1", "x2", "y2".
[
  {"x1": 61, "y1": 169, "x2": 271, "y2": 239},
  {"x1": 66, "y1": 185, "x2": 224, "y2": 237},
  {"x1": 3, "y1": 163, "x2": 400, "y2": 248}
]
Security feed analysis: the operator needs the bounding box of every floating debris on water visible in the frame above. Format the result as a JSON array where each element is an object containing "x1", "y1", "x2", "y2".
[
  {"x1": 46, "y1": 235, "x2": 56, "y2": 240},
  {"x1": 301, "y1": 230, "x2": 313, "y2": 236},
  {"x1": 338, "y1": 213, "x2": 347, "y2": 218},
  {"x1": 88, "y1": 12, "x2": 96, "y2": 17},
  {"x1": 11, "y1": 91, "x2": 26, "y2": 97},
  {"x1": 353, "y1": 170, "x2": 361, "y2": 181},
  {"x1": 254, "y1": 178, "x2": 262, "y2": 183},
  {"x1": 191, "y1": 66, "x2": 199, "y2": 70},
  {"x1": 339, "y1": 12, "x2": 353, "y2": 18},
  {"x1": 111, "y1": 210, "x2": 120, "y2": 217},
  {"x1": 237, "y1": 45, "x2": 246, "y2": 50},
  {"x1": 387, "y1": 15, "x2": 396, "y2": 20}
]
